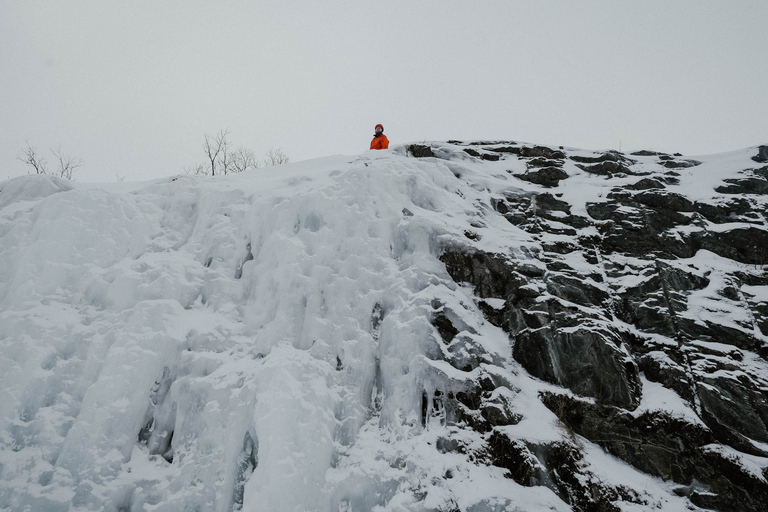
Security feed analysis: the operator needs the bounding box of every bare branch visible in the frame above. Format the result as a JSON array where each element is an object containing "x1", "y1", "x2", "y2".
[
  {"x1": 204, "y1": 129, "x2": 229, "y2": 176},
  {"x1": 17, "y1": 141, "x2": 48, "y2": 175},
  {"x1": 51, "y1": 146, "x2": 84, "y2": 180},
  {"x1": 263, "y1": 147, "x2": 289, "y2": 167},
  {"x1": 192, "y1": 130, "x2": 286, "y2": 176},
  {"x1": 218, "y1": 134, "x2": 232, "y2": 175},
  {"x1": 185, "y1": 163, "x2": 207, "y2": 176},
  {"x1": 231, "y1": 147, "x2": 258, "y2": 173}
]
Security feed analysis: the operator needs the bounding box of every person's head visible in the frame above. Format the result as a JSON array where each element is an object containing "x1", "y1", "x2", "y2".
[{"x1": 375, "y1": 124, "x2": 384, "y2": 134}]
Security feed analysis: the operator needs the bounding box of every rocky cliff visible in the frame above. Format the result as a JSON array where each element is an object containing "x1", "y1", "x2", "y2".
[
  {"x1": 1, "y1": 142, "x2": 767, "y2": 511},
  {"x1": 417, "y1": 141, "x2": 768, "y2": 511}
]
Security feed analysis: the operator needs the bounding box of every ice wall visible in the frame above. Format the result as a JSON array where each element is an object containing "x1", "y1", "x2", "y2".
[{"x1": 0, "y1": 151, "x2": 523, "y2": 511}]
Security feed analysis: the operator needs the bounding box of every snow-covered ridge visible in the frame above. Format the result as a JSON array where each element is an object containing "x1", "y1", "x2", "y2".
[{"x1": 1, "y1": 142, "x2": 767, "y2": 511}]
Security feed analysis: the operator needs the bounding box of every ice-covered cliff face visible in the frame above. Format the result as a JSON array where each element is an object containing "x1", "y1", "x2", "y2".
[{"x1": 1, "y1": 142, "x2": 767, "y2": 512}]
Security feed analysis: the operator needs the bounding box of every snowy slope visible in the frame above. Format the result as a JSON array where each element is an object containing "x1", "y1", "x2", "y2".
[{"x1": 1, "y1": 143, "x2": 767, "y2": 511}]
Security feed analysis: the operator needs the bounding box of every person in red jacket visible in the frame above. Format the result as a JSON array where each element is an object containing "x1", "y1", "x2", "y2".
[{"x1": 370, "y1": 124, "x2": 389, "y2": 150}]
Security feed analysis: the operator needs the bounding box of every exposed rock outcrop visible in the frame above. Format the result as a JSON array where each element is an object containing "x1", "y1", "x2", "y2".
[{"x1": 425, "y1": 141, "x2": 768, "y2": 511}]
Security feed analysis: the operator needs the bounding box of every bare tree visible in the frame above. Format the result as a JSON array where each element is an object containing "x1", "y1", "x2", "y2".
[
  {"x1": 264, "y1": 147, "x2": 289, "y2": 166},
  {"x1": 204, "y1": 129, "x2": 229, "y2": 176},
  {"x1": 232, "y1": 147, "x2": 258, "y2": 173},
  {"x1": 51, "y1": 146, "x2": 84, "y2": 180},
  {"x1": 190, "y1": 130, "x2": 288, "y2": 176},
  {"x1": 17, "y1": 142, "x2": 48, "y2": 174},
  {"x1": 185, "y1": 163, "x2": 207, "y2": 176},
  {"x1": 17, "y1": 142, "x2": 83, "y2": 180}
]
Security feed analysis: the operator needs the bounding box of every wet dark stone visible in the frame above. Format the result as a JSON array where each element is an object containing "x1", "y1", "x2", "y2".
[
  {"x1": 541, "y1": 393, "x2": 768, "y2": 512},
  {"x1": 696, "y1": 375, "x2": 768, "y2": 453},
  {"x1": 542, "y1": 241, "x2": 578, "y2": 254},
  {"x1": 542, "y1": 393, "x2": 711, "y2": 481},
  {"x1": 463, "y1": 229, "x2": 480, "y2": 241},
  {"x1": 626, "y1": 178, "x2": 665, "y2": 190},
  {"x1": 661, "y1": 174, "x2": 681, "y2": 185},
  {"x1": 408, "y1": 145, "x2": 435, "y2": 158},
  {"x1": 486, "y1": 146, "x2": 520, "y2": 154},
  {"x1": 639, "y1": 352, "x2": 695, "y2": 403},
  {"x1": 689, "y1": 448, "x2": 768, "y2": 511},
  {"x1": 535, "y1": 193, "x2": 570, "y2": 213},
  {"x1": 615, "y1": 262, "x2": 709, "y2": 336},
  {"x1": 519, "y1": 146, "x2": 566, "y2": 160},
  {"x1": 694, "y1": 198, "x2": 755, "y2": 224},
  {"x1": 514, "y1": 326, "x2": 642, "y2": 410},
  {"x1": 587, "y1": 201, "x2": 696, "y2": 259},
  {"x1": 432, "y1": 313, "x2": 459, "y2": 343},
  {"x1": 678, "y1": 316, "x2": 762, "y2": 353},
  {"x1": 516, "y1": 167, "x2": 569, "y2": 187},
  {"x1": 569, "y1": 151, "x2": 632, "y2": 165},
  {"x1": 516, "y1": 263, "x2": 546, "y2": 278},
  {"x1": 546, "y1": 273, "x2": 609, "y2": 307},
  {"x1": 464, "y1": 148, "x2": 500, "y2": 161},
  {"x1": 486, "y1": 432, "x2": 541, "y2": 486},
  {"x1": 745, "y1": 297, "x2": 768, "y2": 337},
  {"x1": 700, "y1": 226, "x2": 768, "y2": 265},
  {"x1": 576, "y1": 161, "x2": 632, "y2": 176},
  {"x1": 633, "y1": 190, "x2": 695, "y2": 212},
  {"x1": 660, "y1": 159, "x2": 701, "y2": 168},
  {"x1": 716, "y1": 177, "x2": 768, "y2": 195},
  {"x1": 455, "y1": 391, "x2": 481, "y2": 411},
  {"x1": 542, "y1": 441, "x2": 644, "y2": 511},
  {"x1": 468, "y1": 140, "x2": 516, "y2": 146},
  {"x1": 752, "y1": 145, "x2": 768, "y2": 163},
  {"x1": 527, "y1": 157, "x2": 564, "y2": 168},
  {"x1": 440, "y1": 249, "x2": 527, "y2": 300},
  {"x1": 480, "y1": 401, "x2": 521, "y2": 427}
]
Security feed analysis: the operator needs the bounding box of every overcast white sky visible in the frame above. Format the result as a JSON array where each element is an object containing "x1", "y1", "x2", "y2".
[{"x1": 2, "y1": 0, "x2": 767, "y2": 182}]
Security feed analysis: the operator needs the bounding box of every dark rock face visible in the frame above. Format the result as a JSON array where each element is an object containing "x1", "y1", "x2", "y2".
[
  {"x1": 576, "y1": 160, "x2": 633, "y2": 176},
  {"x1": 570, "y1": 151, "x2": 635, "y2": 165},
  {"x1": 411, "y1": 141, "x2": 768, "y2": 511},
  {"x1": 514, "y1": 326, "x2": 642, "y2": 409},
  {"x1": 463, "y1": 148, "x2": 501, "y2": 161},
  {"x1": 753, "y1": 145, "x2": 768, "y2": 163},
  {"x1": 484, "y1": 432, "x2": 647, "y2": 511},
  {"x1": 485, "y1": 145, "x2": 521, "y2": 154},
  {"x1": 627, "y1": 178, "x2": 665, "y2": 190},
  {"x1": 541, "y1": 393, "x2": 768, "y2": 512},
  {"x1": 717, "y1": 176, "x2": 768, "y2": 195},
  {"x1": 660, "y1": 159, "x2": 702, "y2": 169},
  {"x1": 519, "y1": 146, "x2": 566, "y2": 159},
  {"x1": 515, "y1": 166, "x2": 569, "y2": 187},
  {"x1": 408, "y1": 144, "x2": 436, "y2": 158}
]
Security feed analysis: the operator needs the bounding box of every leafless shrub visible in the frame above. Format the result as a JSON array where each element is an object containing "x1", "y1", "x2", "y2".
[
  {"x1": 204, "y1": 129, "x2": 229, "y2": 176},
  {"x1": 17, "y1": 142, "x2": 48, "y2": 175},
  {"x1": 17, "y1": 141, "x2": 83, "y2": 180},
  {"x1": 189, "y1": 130, "x2": 287, "y2": 176},
  {"x1": 51, "y1": 146, "x2": 84, "y2": 180},
  {"x1": 264, "y1": 147, "x2": 289, "y2": 166},
  {"x1": 232, "y1": 147, "x2": 259, "y2": 173}
]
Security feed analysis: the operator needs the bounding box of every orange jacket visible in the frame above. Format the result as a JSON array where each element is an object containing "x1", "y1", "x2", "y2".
[{"x1": 370, "y1": 134, "x2": 389, "y2": 150}]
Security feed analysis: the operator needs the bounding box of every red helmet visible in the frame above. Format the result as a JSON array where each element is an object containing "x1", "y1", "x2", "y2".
[{"x1": 375, "y1": 124, "x2": 384, "y2": 132}]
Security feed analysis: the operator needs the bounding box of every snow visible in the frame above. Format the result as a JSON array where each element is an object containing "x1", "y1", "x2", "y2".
[
  {"x1": 1, "y1": 143, "x2": 766, "y2": 511},
  {"x1": 633, "y1": 375, "x2": 705, "y2": 427}
]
